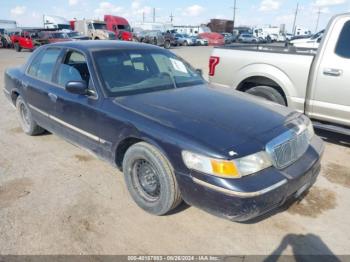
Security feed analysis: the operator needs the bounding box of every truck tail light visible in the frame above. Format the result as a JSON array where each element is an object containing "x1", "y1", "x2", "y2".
[{"x1": 209, "y1": 56, "x2": 220, "y2": 76}]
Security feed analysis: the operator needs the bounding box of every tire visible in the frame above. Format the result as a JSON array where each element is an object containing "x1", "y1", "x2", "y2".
[
  {"x1": 122, "y1": 142, "x2": 182, "y2": 215},
  {"x1": 183, "y1": 41, "x2": 188, "y2": 46},
  {"x1": 246, "y1": 85, "x2": 286, "y2": 106},
  {"x1": 164, "y1": 40, "x2": 171, "y2": 49},
  {"x1": 14, "y1": 43, "x2": 21, "y2": 52},
  {"x1": 16, "y1": 96, "x2": 45, "y2": 136}
]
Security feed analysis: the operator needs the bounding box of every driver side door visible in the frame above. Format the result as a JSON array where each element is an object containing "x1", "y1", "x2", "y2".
[{"x1": 51, "y1": 49, "x2": 106, "y2": 155}]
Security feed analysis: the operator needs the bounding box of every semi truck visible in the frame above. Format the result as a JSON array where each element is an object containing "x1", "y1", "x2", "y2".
[
  {"x1": 209, "y1": 13, "x2": 350, "y2": 135},
  {"x1": 104, "y1": 15, "x2": 132, "y2": 41},
  {"x1": 43, "y1": 15, "x2": 70, "y2": 30},
  {"x1": 73, "y1": 19, "x2": 116, "y2": 40}
]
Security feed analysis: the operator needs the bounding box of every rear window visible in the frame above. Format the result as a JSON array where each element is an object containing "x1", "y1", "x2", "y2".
[
  {"x1": 27, "y1": 48, "x2": 61, "y2": 82},
  {"x1": 335, "y1": 20, "x2": 350, "y2": 59}
]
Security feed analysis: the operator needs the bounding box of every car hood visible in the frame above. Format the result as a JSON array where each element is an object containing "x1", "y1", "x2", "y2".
[{"x1": 113, "y1": 85, "x2": 300, "y2": 157}]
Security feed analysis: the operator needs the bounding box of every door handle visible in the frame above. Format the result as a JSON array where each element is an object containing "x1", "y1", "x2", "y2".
[
  {"x1": 48, "y1": 93, "x2": 58, "y2": 102},
  {"x1": 323, "y1": 68, "x2": 343, "y2": 77}
]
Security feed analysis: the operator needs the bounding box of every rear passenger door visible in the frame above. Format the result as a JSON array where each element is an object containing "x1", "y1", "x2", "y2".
[
  {"x1": 51, "y1": 49, "x2": 105, "y2": 155},
  {"x1": 24, "y1": 47, "x2": 63, "y2": 130}
]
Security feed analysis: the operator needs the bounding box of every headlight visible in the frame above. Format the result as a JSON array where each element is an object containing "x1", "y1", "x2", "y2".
[
  {"x1": 298, "y1": 115, "x2": 315, "y2": 141},
  {"x1": 182, "y1": 151, "x2": 272, "y2": 179}
]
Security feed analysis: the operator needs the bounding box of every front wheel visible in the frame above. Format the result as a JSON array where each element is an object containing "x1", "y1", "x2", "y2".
[
  {"x1": 16, "y1": 96, "x2": 45, "y2": 135},
  {"x1": 122, "y1": 142, "x2": 182, "y2": 215},
  {"x1": 246, "y1": 86, "x2": 286, "y2": 106},
  {"x1": 164, "y1": 40, "x2": 171, "y2": 49}
]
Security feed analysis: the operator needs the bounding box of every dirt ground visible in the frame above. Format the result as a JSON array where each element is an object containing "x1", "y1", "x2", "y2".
[{"x1": 0, "y1": 47, "x2": 349, "y2": 256}]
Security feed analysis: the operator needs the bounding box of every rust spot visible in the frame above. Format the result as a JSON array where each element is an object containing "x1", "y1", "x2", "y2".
[
  {"x1": 0, "y1": 178, "x2": 33, "y2": 208},
  {"x1": 323, "y1": 163, "x2": 350, "y2": 188},
  {"x1": 288, "y1": 186, "x2": 336, "y2": 218},
  {"x1": 74, "y1": 154, "x2": 94, "y2": 162}
]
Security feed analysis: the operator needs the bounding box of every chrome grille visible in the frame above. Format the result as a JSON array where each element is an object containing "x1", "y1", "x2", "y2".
[{"x1": 266, "y1": 129, "x2": 310, "y2": 169}]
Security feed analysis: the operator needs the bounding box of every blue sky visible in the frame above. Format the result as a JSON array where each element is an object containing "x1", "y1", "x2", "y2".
[{"x1": 1, "y1": 0, "x2": 349, "y2": 32}]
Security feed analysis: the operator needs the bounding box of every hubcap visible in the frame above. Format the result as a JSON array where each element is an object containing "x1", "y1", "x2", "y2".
[
  {"x1": 133, "y1": 159, "x2": 160, "y2": 200},
  {"x1": 20, "y1": 103, "x2": 30, "y2": 129}
]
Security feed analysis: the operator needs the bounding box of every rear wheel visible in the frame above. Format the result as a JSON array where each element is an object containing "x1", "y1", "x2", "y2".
[
  {"x1": 16, "y1": 96, "x2": 45, "y2": 136},
  {"x1": 122, "y1": 142, "x2": 182, "y2": 215},
  {"x1": 246, "y1": 85, "x2": 286, "y2": 106}
]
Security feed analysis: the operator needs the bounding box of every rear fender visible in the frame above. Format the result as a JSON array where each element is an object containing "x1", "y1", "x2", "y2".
[{"x1": 234, "y1": 64, "x2": 299, "y2": 109}]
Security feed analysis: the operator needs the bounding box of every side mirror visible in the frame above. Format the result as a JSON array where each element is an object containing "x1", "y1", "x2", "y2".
[
  {"x1": 65, "y1": 81, "x2": 88, "y2": 95},
  {"x1": 317, "y1": 37, "x2": 322, "y2": 43},
  {"x1": 195, "y1": 69, "x2": 203, "y2": 76}
]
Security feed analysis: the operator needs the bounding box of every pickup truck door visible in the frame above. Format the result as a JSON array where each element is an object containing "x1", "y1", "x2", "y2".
[
  {"x1": 24, "y1": 47, "x2": 64, "y2": 130},
  {"x1": 51, "y1": 50, "x2": 106, "y2": 156},
  {"x1": 309, "y1": 18, "x2": 350, "y2": 126}
]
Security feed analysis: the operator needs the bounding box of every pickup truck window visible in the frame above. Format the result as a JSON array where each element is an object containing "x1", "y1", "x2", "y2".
[
  {"x1": 27, "y1": 48, "x2": 61, "y2": 82},
  {"x1": 335, "y1": 20, "x2": 350, "y2": 59},
  {"x1": 94, "y1": 50, "x2": 204, "y2": 97},
  {"x1": 56, "y1": 51, "x2": 90, "y2": 87}
]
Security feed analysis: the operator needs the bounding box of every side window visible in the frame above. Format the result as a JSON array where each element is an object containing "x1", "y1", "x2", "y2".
[
  {"x1": 87, "y1": 23, "x2": 92, "y2": 30},
  {"x1": 335, "y1": 21, "x2": 350, "y2": 59},
  {"x1": 56, "y1": 51, "x2": 90, "y2": 87},
  {"x1": 27, "y1": 48, "x2": 61, "y2": 82}
]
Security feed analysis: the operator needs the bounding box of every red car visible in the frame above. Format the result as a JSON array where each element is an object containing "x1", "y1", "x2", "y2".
[
  {"x1": 11, "y1": 30, "x2": 45, "y2": 52},
  {"x1": 104, "y1": 15, "x2": 133, "y2": 41},
  {"x1": 198, "y1": 32, "x2": 225, "y2": 46}
]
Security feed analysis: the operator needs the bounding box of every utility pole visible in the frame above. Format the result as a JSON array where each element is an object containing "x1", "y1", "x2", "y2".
[
  {"x1": 292, "y1": 2, "x2": 299, "y2": 36},
  {"x1": 170, "y1": 12, "x2": 174, "y2": 24},
  {"x1": 153, "y1": 8, "x2": 156, "y2": 23},
  {"x1": 142, "y1": 11, "x2": 145, "y2": 23},
  {"x1": 232, "y1": 0, "x2": 237, "y2": 29},
  {"x1": 315, "y1": 7, "x2": 322, "y2": 32}
]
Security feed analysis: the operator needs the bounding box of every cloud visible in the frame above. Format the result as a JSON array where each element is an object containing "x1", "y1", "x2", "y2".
[
  {"x1": 182, "y1": 5, "x2": 205, "y2": 17},
  {"x1": 10, "y1": 6, "x2": 26, "y2": 16},
  {"x1": 313, "y1": 0, "x2": 347, "y2": 7},
  {"x1": 259, "y1": 0, "x2": 281, "y2": 11},
  {"x1": 94, "y1": 2, "x2": 124, "y2": 18},
  {"x1": 68, "y1": 0, "x2": 79, "y2": 6}
]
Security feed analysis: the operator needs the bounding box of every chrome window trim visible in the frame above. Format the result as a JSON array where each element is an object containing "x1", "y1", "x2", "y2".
[
  {"x1": 24, "y1": 46, "x2": 99, "y2": 100},
  {"x1": 28, "y1": 104, "x2": 108, "y2": 144},
  {"x1": 192, "y1": 177, "x2": 287, "y2": 198}
]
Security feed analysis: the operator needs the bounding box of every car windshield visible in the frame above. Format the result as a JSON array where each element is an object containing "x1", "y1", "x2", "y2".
[
  {"x1": 117, "y1": 24, "x2": 131, "y2": 31},
  {"x1": 51, "y1": 33, "x2": 66, "y2": 38},
  {"x1": 93, "y1": 49, "x2": 204, "y2": 97},
  {"x1": 67, "y1": 32, "x2": 80, "y2": 37},
  {"x1": 93, "y1": 23, "x2": 107, "y2": 30}
]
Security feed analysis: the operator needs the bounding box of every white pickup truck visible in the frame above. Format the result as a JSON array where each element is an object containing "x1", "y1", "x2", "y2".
[{"x1": 209, "y1": 13, "x2": 350, "y2": 135}]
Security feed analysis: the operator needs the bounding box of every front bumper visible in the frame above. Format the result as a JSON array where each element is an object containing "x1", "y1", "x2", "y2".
[{"x1": 176, "y1": 136, "x2": 324, "y2": 222}]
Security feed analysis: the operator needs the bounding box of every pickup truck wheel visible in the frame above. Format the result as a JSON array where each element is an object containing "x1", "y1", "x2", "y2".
[
  {"x1": 246, "y1": 86, "x2": 286, "y2": 106},
  {"x1": 16, "y1": 96, "x2": 45, "y2": 136},
  {"x1": 14, "y1": 43, "x2": 21, "y2": 52},
  {"x1": 122, "y1": 142, "x2": 182, "y2": 215}
]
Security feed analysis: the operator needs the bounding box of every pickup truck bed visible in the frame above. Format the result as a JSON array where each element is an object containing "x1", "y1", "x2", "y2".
[{"x1": 210, "y1": 45, "x2": 317, "y2": 112}]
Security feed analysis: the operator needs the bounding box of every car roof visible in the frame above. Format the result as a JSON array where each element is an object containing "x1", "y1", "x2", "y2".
[{"x1": 47, "y1": 40, "x2": 164, "y2": 52}]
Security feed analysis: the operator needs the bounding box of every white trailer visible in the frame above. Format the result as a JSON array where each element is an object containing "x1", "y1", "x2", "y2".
[{"x1": 43, "y1": 15, "x2": 70, "y2": 30}]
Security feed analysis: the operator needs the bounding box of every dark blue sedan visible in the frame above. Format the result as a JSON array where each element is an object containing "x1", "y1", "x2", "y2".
[{"x1": 4, "y1": 41, "x2": 324, "y2": 221}]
